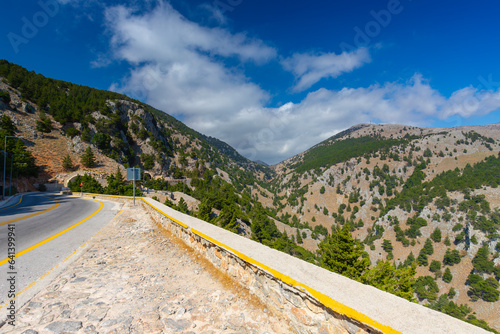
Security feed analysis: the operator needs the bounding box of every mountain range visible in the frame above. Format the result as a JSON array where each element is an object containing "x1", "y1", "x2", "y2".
[{"x1": 1, "y1": 60, "x2": 499, "y2": 332}]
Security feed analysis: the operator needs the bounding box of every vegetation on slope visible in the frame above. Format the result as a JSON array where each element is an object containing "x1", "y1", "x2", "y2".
[
  {"x1": 292, "y1": 135, "x2": 416, "y2": 173},
  {"x1": 0, "y1": 115, "x2": 38, "y2": 185}
]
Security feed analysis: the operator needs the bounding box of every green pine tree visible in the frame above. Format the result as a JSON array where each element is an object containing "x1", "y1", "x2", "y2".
[
  {"x1": 217, "y1": 204, "x2": 238, "y2": 233},
  {"x1": 35, "y1": 112, "x2": 52, "y2": 133},
  {"x1": 443, "y1": 267, "x2": 453, "y2": 283},
  {"x1": 318, "y1": 223, "x2": 369, "y2": 281},
  {"x1": 62, "y1": 154, "x2": 73, "y2": 171},
  {"x1": 431, "y1": 228, "x2": 442, "y2": 242},
  {"x1": 80, "y1": 147, "x2": 96, "y2": 168},
  {"x1": 361, "y1": 260, "x2": 416, "y2": 301},
  {"x1": 296, "y1": 229, "x2": 303, "y2": 244}
]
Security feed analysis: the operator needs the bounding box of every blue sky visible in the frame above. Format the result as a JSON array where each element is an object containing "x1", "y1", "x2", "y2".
[{"x1": 2, "y1": 0, "x2": 500, "y2": 164}]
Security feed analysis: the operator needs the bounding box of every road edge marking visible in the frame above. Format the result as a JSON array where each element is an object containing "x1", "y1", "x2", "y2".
[
  {"x1": 0, "y1": 194, "x2": 23, "y2": 212},
  {"x1": 141, "y1": 198, "x2": 402, "y2": 334},
  {"x1": 0, "y1": 207, "x2": 123, "y2": 310},
  {"x1": 0, "y1": 195, "x2": 60, "y2": 227},
  {"x1": 0, "y1": 199, "x2": 103, "y2": 266}
]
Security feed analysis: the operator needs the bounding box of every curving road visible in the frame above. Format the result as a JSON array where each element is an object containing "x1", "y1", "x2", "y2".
[{"x1": 0, "y1": 193, "x2": 121, "y2": 321}]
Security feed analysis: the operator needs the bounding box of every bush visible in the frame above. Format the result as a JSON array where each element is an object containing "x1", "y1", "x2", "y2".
[
  {"x1": 466, "y1": 274, "x2": 499, "y2": 302},
  {"x1": 430, "y1": 260, "x2": 442, "y2": 273},
  {"x1": 415, "y1": 276, "x2": 439, "y2": 302},
  {"x1": 443, "y1": 248, "x2": 461, "y2": 266},
  {"x1": 65, "y1": 127, "x2": 80, "y2": 138},
  {"x1": 0, "y1": 90, "x2": 10, "y2": 104},
  {"x1": 37, "y1": 184, "x2": 47, "y2": 192},
  {"x1": 443, "y1": 268, "x2": 453, "y2": 283}
]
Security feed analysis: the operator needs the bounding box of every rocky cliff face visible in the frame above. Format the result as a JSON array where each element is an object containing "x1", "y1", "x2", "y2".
[
  {"x1": 262, "y1": 123, "x2": 500, "y2": 330},
  {"x1": 0, "y1": 78, "x2": 265, "y2": 188}
]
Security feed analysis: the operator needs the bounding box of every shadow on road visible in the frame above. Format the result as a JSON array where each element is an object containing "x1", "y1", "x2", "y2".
[{"x1": 0, "y1": 193, "x2": 86, "y2": 222}]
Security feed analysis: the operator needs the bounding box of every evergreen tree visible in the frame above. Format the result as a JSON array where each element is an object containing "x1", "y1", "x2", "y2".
[
  {"x1": 382, "y1": 239, "x2": 393, "y2": 253},
  {"x1": 104, "y1": 169, "x2": 125, "y2": 195},
  {"x1": 62, "y1": 154, "x2": 73, "y2": 170},
  {"x1": 415, "y1": 276, "x2": 440, "y2": 302},
  {"x1": 0, "y1": 115, "x2": 38, "y2": 177},
  {"x1": 402, "y1": 251, "x2": 416, "y2": 267},
  {"x1": 318, "y1": 223, "x2": 369, "y2": 281},
  {"x1": 422, "y1": 238, "x2": 434, "y2": 255},
  {"x1": 472, "y1": 245, "x2": 495, "y2": 274},
  {"x1": 296, "y1": 229, "x2": 303, "y2": 244},
  {"x1": 68, "y1": 173, "x2": 103, "y2": 193},
  {"x1": 35, "y1": 112, "x2": 52, "y2": 133},
  {"x1": 177, "y1": 197, "x2": 189, "y2": 214},
  {"x1": 443, "y1": 267, "x2": 453, "y2": 283},
  {"x1": 250, "y1": 207, "x2": 281, "y2": 246},
  {"x1": 361, "y1": 260, "x2": 416, "y2": 301},
  {"x1": 217, "y1": 204, "x2": 238, "y2": 233},
  {"x1": 443, "y1": 248, "x2": 462, "y2": 266},
  {"x1": 114, "y1": 167, "x2": 124, "y2": 183},
  {"x1": 431, "y1": 227, "x2": 442, "y2": 242},
  {"x1": 80, "y1": 147, "x2": 96, "y2": 168},
  {"x1": 444, "y1": 236, "x2": 451, "y2": 246},
  {"x1": 430, "y1": 260, "x2": 442, "y2": 273},
  {"x1": 197, "y1": 198, "x2": 213, "y2": 222},
  {"x1": 0, "y1": 90, "x2": 10, "y2": 104},
  {"x1": 0, "y1": 114, "x2": 16, "y2": 136}
]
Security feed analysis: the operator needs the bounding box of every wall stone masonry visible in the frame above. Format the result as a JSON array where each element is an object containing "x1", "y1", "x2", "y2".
[
  {"x1": 138, "y1": 197, "x2": 490, "y2": 334},
  {"x1": 143, "y1": 202, "x2": 376, "y2": 334}
]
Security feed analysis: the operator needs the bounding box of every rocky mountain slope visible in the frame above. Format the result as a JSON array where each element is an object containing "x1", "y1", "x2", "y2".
[
  {"x1": 262, "y1": 123, "x2": 500, "y2": 331},
  {"x1": 0, "y1": 60, "x2": 270, "y2": 190},
  {"x1": 1, "y1": 60, "x2": 499, "y2": 332}
]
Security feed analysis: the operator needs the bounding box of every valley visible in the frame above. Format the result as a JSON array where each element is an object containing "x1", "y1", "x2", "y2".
[{"x1": 1, "y1": 60, "x2": 500, "y2": 332}]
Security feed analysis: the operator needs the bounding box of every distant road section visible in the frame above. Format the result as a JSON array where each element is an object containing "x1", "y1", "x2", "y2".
[{"x1": 0, "y1": 193, "x2": 121, "y2": 319}]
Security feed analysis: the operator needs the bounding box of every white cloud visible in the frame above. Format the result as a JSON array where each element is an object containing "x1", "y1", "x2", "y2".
[
  {"x1": 282, "y1": 48, "x2": 371, "y2": 92},
  {"x1": 106, "y1": 2, "x2": 274, "y2": 117},
  {"x1": 102, "y1": 3, "x2": 500, "y2": 165},
  {"x1": 441, "y1": 86, "x2": 500, "y2": 118},
  {"x1": 210, "y1": 75, "x2": 500, "y2": 164}
]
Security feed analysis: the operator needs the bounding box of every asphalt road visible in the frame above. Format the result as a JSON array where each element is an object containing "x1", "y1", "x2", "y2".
[{"x1": 0, "y1": 193, "x2": 121, "y2": 320}]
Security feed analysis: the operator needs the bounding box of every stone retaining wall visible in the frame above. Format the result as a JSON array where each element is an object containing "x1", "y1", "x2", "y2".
[
  {"x1": 145, "y1": 203, "x2": 372, "y2": 334},
  {"x1": 79, "y1": 194, "x2": 490, "y2": 334}
]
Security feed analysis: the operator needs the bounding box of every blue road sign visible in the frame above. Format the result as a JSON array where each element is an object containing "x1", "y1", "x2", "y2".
[{"x1": 126, "y1": 168, "x2": 141, "y2": 181}]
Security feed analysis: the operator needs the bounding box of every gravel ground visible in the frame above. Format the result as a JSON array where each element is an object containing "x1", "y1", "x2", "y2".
[{"x1": 2, "y1": 202, "x2": 291, "y2": 334}]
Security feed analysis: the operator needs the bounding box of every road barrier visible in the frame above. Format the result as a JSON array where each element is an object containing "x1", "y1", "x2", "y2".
[{"x1": 76, "y1": 193, "x2": 490, "y2": 334}]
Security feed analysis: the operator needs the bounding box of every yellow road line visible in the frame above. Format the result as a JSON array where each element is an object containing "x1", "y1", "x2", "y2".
[
  {"x1": 0, "y1": 194, "x2": 23, "y2": 212},
  {"x1": 0, "y1": 196, "x2": 60, "y2": 227},
  {"x1": 141, "y1": 198, "x2": 188, "y2": 228},
  {"x1": 53, "y1": 194, "x2": 401, "y2": 333},
  {"x1": 74, "y1": 193, "x2": 135, "y2": 199},
  {"x1": 140, "y1": 198, "x2": 402, "y2": 334},
  {"x1": 0, "y1": 205, "x2": 122, "y2": 310},
  {"x1": 0, "y1": 199, "x2": 103, "y2": 266}
]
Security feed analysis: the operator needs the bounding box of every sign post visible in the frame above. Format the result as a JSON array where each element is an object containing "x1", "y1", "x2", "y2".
[
  {"x1": 80, "y1": 182, "x2": 83, "y2": 197},
  {"x1": 126, "y1": 167, "x2": 141, "y2": 205}
]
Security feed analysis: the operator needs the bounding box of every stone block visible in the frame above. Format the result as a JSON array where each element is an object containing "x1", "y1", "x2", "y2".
[
  {"x1": 305, "y1": 298, "x2": 324, "y2": 315},
  {"x1": 319, "y1": 321, "x2": 350, "y2": 334},
  {"x1": 215, "y1": 249, "x2": 222, "y2": 259},
  {"x1": 291, "y1": 306, "x2": 313, "y2": 326}
]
